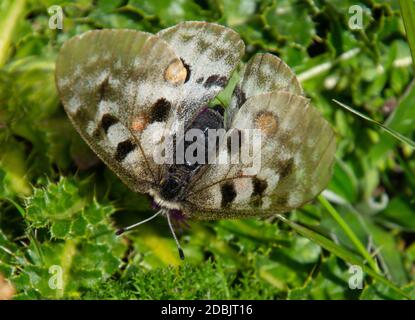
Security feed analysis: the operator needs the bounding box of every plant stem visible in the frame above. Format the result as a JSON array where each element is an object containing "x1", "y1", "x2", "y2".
[
  {"x1": 318, "y1": 195, "x2": 380, "y2": 273},
  {"x1": 399, "y1": 0, "x2": 415, "y2": 71}
]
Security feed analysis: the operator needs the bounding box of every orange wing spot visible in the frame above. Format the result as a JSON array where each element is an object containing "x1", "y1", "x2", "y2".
[
  {"x1": 164, "y1": 59, "x2": 187, "y2": 85},
  {"x1": 255, "y1": 111, "x2": 279, "y2": 136},
  {"x1": 131, "y1": 114, "x2": 149, "y2": 132}
]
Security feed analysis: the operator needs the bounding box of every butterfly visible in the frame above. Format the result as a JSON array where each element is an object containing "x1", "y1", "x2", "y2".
[{"x1": 55, "y1": 22, "x2": 336, "y2": 259}]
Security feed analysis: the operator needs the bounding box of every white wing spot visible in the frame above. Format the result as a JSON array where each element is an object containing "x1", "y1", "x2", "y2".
[
  {"x1": 307, "y1": 135, "x2": 317, "y2": 147},
  {"x1": 114, "y1": 59, "x2": 122, "y2": 70},
  {"x1": 67, "y1": 96, "x2": 81, "y2": 114},
  {"x1": 288, "y1": 193, "x2": 303, "y2": 207},
  {"x1": 106, "y1": 122, "x2": 130, "y2": 147},
  {"x1": 88, "y1": 70, "x2": 109, "y2": 89},
  {"x1": 133, "y1": 57, "x2": 141, "y2": 68},
  {"x1": 141, "y1": 122, "x2": 167, "y2": 158},
  {"x1": 234, "y1": 178, "x2": 253, "y2": 204},
  {"x1": 122, "y1": 149, "x2": 140, "y2": 167},
  {"x1": 74, "y1": 65, "x2": 82, "y2": 77},
  {"x1": 97, "y1": 100, "x2": 120, "y2": 119},
  {"x1": 262, "y1": 197, "x2": 272, "y2": 209},
  {"x1": 310, "y1": 185, "x2": 319, "y2": 196},
  {"x1": 58, "y1": 77, "x2": 70, "y2": 89},
  {"x1": 86, "y1": 121, "x2": 96, "y2": 136},
  {"x1": 294, "y1": 152, "x2": 303, "y2": 166},
  {"x1": 257, "y1": 168, "x2": 280, "y2": 193},
  {"x1": 109, "y1": 76, "x2": 121, "y2": 89},
  {"x1": 88, "y1": 55, "x2": 99, "y2": 65}
]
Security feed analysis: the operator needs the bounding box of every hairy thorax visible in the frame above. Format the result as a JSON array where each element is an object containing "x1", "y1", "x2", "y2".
[{"x1": 152, "y1": 107, "x2": 224, "y2": 209}]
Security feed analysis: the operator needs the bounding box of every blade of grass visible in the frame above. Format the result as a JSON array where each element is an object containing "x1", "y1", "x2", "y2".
[
  {"x1": 0, "y1": 0, "x2": 26, "y2": 67},
  {"x1": 4, "y1": 197, "x2": 26, "y2": 217},
  {"x1": 318, "y1": 195, "x2": 380, "y2": 273},
  {"x1": 399, "y1": 0, "x2": 415, "y2": 70},
  {"x1": 275, "y1": 214, "x2": 411, "y2": 300},
  {"x1": 333, "y1": 99, "x2": 415, "y2": 149}
]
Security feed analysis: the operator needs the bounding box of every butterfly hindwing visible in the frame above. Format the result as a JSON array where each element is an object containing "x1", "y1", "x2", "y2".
[
  {"x1": 56, "y1": 29, "x2": 187, "y2": 192},
  {"x1": 182, "y1": 91, "x2": 336, "y2": 220},
  {"x1": 225, "y1": 53, "x2": 303, "y2": 128}
]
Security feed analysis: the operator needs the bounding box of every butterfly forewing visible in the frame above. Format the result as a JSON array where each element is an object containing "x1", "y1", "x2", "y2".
[
  {"x1": 157, "y1": 21, "x2": 245, "y2": 128},
  {"x1": 56, "y1": 29, "x2": 186, "y2": 192}
]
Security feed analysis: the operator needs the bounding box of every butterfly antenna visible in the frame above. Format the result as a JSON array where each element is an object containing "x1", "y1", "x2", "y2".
[
  {"x1": 116, "y1": 209, "x2": 162, "y2": 236},
  {"x1": 166, "y1": 211, "x2": 185, "y2": 260}
]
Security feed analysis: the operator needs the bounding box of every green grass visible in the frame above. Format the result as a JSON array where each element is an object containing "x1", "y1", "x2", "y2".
[
  {"x1": 1, "y1": 0, "x2": 415, "y2": 300},
  {"x1": 333, "y1": 99, "x2": 415, "y2": 149}
]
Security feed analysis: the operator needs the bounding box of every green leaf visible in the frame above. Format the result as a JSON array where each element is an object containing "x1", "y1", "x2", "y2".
[
  {"x1": 264, "y1": 0, "x2": 315, "y2": 47},
  {"x1": 377, "y1": 197, "x2": 415, "y2": 231}
]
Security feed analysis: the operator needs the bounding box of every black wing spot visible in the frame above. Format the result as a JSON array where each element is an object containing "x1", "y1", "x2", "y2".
[
  {"x1": 221, "y1": 181, "x2": 237, "y2": 208},
  {"x1": 101, "y1": 114, "x2": 119, "y2": 133},
  {"x1": 212, "y1": 104, "x2": 225, "y2": 117},
  {"x1": 150, "y1": 98, "x2": 171, "y2": 122},
  {"x1": 251, "y1": 177, "x2": 267, "y2": 207},
  {"x1": 180, "y1": 58, "x2": 191, "y2": 83},
  {"x1": 276, "y1": 196, "x2": 288, "y2": 206},
  {"x1": 280, "y1": 158, "x2": 294, "y2": 179},
  {"x1": 196, "y1": 77, "x2": 204, "y2": 84},
  {"x1": 211, "y1": 47, "x2": 227, "y2": 61},
  {"x1": 234, "y1": 86, "x2": 247, "y2": 107},
  {"x1": 98, "y1": 76, "x2": 110, "y2": 100},
  {"x1": 115, "y1": 140, "x2": 136, "y2": 162},
  {"x1": 196, "y1": 38, "x2": 211, "y2": 52},
  {"x1": 252, "y1": 177, "x2": 267, "y2": 196},
  {"x1": 204, "y1": 74, "x2": 227, "y2": 88}
]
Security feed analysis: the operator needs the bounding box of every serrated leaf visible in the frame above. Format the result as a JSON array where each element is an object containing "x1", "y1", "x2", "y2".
[{"x1": 50, "y1": 220, "x2": 72, "y2": 239}]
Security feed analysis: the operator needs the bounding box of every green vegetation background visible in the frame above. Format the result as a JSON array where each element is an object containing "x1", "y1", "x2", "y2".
[{"x1": 0, "y1": 0, "x2": 415, "y2": 299}]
